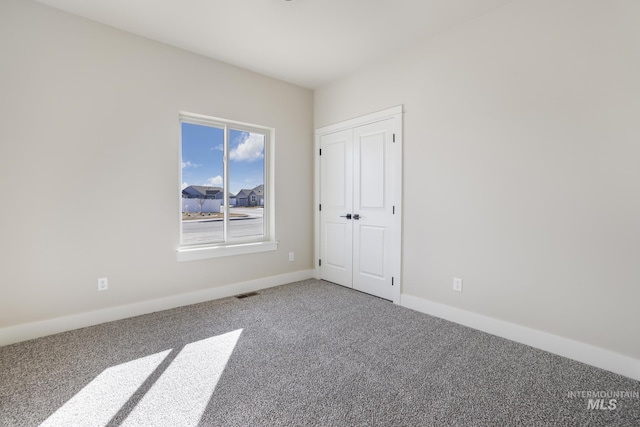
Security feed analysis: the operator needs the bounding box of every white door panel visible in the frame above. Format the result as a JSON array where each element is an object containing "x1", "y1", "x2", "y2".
[
  {"x1": 352, "y1": 119, "x2": 394, "y2": 300},
  {"x1": 358, "y1": 131, "x2": 386, "y2": 209},
  {"x1": 357, "y1": 225, "x2": 386, "y2": 278},
  {"x1": 323, "y1": 141, "x2": 347, "y2": 208},
  {"x1": 325, "y1": 222, "x2": 348, "y2": 267},
  {"x1": 319, "y1": 129, "x2": 352, "y2": 288}
]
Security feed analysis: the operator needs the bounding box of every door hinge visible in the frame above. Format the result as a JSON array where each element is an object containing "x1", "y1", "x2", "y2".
[
  {"x1": 319, "y1": 204, "x2": 322, "y2": 211},
  {"x1": 319, "y1": 148, "x2": 322, "y2": 155},
  {"x1": 392, "y1": 133, "x2": 396, "y2": 143},
  {"x1": 392, "y1": 277, "x2": 394, "y2": 286},
  {"x1": 392, "y1": 205, "x2": 395, "y2": 214},
  {"x1": 319, "y1": 259, "x2": 322, "y2": 267}
]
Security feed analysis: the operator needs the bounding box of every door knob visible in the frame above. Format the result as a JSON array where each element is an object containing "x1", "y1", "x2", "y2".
[
  {"x1": 353, "y1": 214, "x2": 361, "y2": 220},
  {"x1": 340, "y1": 214, "x2": 352, "y2": 220}
]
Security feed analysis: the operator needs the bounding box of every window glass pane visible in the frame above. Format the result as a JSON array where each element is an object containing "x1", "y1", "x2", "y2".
[
  {"x1": 181, "y1": 122, "x2": 225, "y2": 245},
  {"x1": 228, "y1": 129, "x2": 265, "y2": 240}
]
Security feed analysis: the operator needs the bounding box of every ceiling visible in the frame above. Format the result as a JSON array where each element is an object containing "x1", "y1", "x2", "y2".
[{"x1": 35, "y1": 0, "x2": 514, "y2": 89}]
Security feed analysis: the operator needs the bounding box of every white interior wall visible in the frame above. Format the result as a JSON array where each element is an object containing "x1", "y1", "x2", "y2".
[
  {"x1": 315, "y1": 0, "x2": 640, "y2": 360},
  {"x1": 0, "y1": 0, "x2": 313, "y2": 329}
]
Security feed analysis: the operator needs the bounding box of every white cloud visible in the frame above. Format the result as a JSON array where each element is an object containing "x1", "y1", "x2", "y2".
[
  {"x1": 230, "y1": 134, "x2": 264, "y2": 162},
  {"x1": 205, "y1": 176, "x2": 223, "y2": 186},
  {"x1": 181, "y1": 182, "x2": 189, "y2": 190},
  {"x1": 181, "y1": 161, "x2": 201, "y2": 169}
]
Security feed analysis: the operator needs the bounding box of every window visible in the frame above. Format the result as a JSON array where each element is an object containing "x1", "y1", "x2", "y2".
[{"x1": 177, "y1": 112, "x2": 276, "y2": 261}]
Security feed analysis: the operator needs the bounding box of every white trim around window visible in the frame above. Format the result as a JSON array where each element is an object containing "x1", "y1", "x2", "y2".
[
  {"x1": 177, "y1": 241, "x2": 278, "y2": 262},
  {"x1": 177, "y1": 112, "x2": 277, "y2": 261}
]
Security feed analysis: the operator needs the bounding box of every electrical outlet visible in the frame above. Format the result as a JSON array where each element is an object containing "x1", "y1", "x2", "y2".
[
  {"x1": 289, "y1": 252, "x2": 295, "y2": 262},
  {"x1": 453, "y1": 277, "x2": 462, "y2": 292},
  {"x1": 98, "y1": 277, "x2": 108, "y2": 291}
]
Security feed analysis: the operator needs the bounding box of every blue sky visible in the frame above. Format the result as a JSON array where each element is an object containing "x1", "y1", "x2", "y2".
[{"x1": 181, "y1": 123, "x2": 265, "y2": 195}]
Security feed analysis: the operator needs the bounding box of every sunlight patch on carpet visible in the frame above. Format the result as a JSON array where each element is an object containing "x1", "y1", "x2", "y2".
[
  {"x1": 121, "y1": 329, "x2": 242, "y2": 426},
  {"x1": 40, "y1": 350, "x2": 171, "y2": 426},
  {"x1": 40, "y1": 329, "x2": 242, "y2": 427}
]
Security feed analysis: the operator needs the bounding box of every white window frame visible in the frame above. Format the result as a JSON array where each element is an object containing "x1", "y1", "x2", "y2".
[{"x1": 177, "y1": 112, "x2": 277, "y2": 262}]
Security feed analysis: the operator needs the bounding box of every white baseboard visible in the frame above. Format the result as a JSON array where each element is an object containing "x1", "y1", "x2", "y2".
[
  {"x1": 401, "y1": 293, "x2": 640, "y2": 382},
  {"x1": 0, "y1": 269, "x2": 314, "y2": 347}
]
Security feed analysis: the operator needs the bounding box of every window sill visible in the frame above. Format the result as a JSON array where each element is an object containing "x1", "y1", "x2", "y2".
[{"x1": 177, "y1": 240, "x2": 278, "y2": 262}]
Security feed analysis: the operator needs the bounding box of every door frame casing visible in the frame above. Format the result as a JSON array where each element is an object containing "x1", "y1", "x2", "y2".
[{"x1": 314, "y1": 105, "x2": 403, "y2": 304}]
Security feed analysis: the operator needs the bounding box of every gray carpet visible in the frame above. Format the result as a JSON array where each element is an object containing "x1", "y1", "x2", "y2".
[{"x1": 1, "y1": 279, "x2": 638, "y2": 426}]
